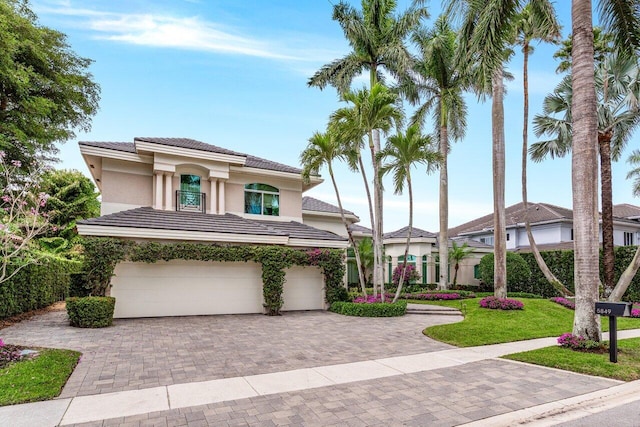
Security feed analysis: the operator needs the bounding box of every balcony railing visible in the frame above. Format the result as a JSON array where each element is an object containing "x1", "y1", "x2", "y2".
[{"x1": 176, "y1": 190, "x2": 206, "y2": 213}]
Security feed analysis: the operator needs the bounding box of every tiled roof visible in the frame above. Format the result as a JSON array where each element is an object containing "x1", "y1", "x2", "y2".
[
  {"x1": 302, "y1": 196, "x2": 356, "y2": 216},
  {"x1": 449, "y1": 202, "x2": 575, "y2": 236},
  {"x1": 79, "y1": 138, "x2": 302, "y2": 175},
  {"x1": 256, "y1": 219, "x2": 346, "y2": 241},
  {"x1": 79, "y1": 141, "x2": 136, "y2": 153},
  {"x1": 78, "y1": 207, "x2": 346, "y2": 242},
  {"x1": 78, "y1": 207, "x2": 281, "y2": 236},
  {"x1": 449, "y1": 237, "x2": 493, "y2": 249},
  {"x1": 613, "y1": 203, "x2": 640, "y2": 219},
  {"x1": 384, "y1": 226, "x2": 436, "y2": 239},
  {"x1": 349, "y1": 224, "x2": 372, "y2": 235},
  {"x1": 135, "y1": 137, "x2": 245, "y2": 157},
  {"x1": 245, "y1": 155, "x2": 302, "y2": 174}
]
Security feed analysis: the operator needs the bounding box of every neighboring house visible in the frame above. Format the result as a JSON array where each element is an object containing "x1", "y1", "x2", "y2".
[
  {"x1": 449, "y1": 201, "x2": 640, "y2": 252},
  {"x1": 300, "y1": 198, "x2": 491, "y2": 287},
  {"x1": 77, "y1": 137, "x2": 347, "y2": 318}
]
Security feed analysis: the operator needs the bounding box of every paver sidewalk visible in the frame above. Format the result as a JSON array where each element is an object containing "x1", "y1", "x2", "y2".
[{"x1": 3, "y1": 330, "x2": 640, "y2": 426}]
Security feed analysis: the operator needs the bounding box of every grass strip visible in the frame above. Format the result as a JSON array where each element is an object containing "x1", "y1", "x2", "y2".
[
  {"x1": 418, "y1": 298, "x2": 640, "y2": 347},
  {"x1": 0, "y1": 348, "x2": 81, "y2": 406},
  {"x1": 503, "y1": 337, "x2": 640, "y2": 381}
]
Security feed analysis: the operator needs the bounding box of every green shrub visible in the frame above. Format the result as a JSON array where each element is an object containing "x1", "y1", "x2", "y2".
[
  {"x1": 68, "y1": 273, "x2": 91, "y2": 297},
  {"x1": 479, "y1": 252, "x2": 531, "y2": 289},
  {"x1": 329, "y1": 300, "x2": 407, "y2": 317},
  {"x1": 508, "y1": 292, "x2": 542, "y2": 299},
  {"x1": 0, "y1": 255, "x2": 81, "y2": 319},
  {"x1": 66, "y1": 296, "x2": 116, "y2": 328}
]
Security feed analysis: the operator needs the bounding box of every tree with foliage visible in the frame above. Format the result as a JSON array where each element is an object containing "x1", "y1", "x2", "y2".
[
  {"x1": 0, "y1": 151, "x2": 50, "y2": 284},
  {"x1": 448, "y1": 241, "x2": 473, "y2": 287},
  {"x1": 357, "y1": 236, "x2": 375, "y2": 285},
  {"x1": 447, "y1": 0, "x2": 640, "y2": 341},
  {"x1": 399, "y1": 15, "x2": 469, "y2": 291},
  {"x1": 330, "y1": 83, "x2": 403, "y2": 299},
  {"x1": 309, "y1": 0, "x2": 427, "y2": 295},
  {"x1": 379, "y1": 124, "x2": 439, "y2": 302},
  {"x1": 37, "y1": 169, "x2": 100, "y2": 255},
  {"x1": 532, "y1": 52, "x2": 640, "y2": 298},
  {"x1": 513, "y1": 2, "x2": 568, "y2": 295},
  {"x1": 301, "y1": 131, "x2": 368, "y2": 296},
  {"x1": 0, "y1": 0, "x2": 100, "y2": 171}
]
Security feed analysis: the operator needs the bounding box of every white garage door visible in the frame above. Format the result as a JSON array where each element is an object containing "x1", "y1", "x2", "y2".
[
  {"x1": 282, "y1": 266, "x2": 325, "y2": 311},
  {"x1": 111, "y1": 260, "x2": 264, "y2": 318}
]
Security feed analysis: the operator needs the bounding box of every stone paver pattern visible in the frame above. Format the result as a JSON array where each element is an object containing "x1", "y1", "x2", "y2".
[
  {"x1": 0, "y1": 308, "x2": 457, "y2": 397},
  {"x1": 63, "y1": 359, "x2": 619, "y2": 427}
]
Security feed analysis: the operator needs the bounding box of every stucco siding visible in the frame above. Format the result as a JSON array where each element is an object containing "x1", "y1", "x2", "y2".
[
  {"x1": 302, "y1": 216, "x2": 347, "y2": 237},
  {"x1": 101, "y1": 169, "x2": 153, "y2": 214}
]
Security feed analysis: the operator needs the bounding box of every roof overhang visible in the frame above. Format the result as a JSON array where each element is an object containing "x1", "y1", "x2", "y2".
[{"x1": 135, "y1": 140, "x2": 246, "y2": 165}]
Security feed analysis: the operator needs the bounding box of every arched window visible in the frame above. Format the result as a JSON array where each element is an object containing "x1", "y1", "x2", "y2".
[{"x1": 244, "y1": 183, "x2": 279, "y2": 216}]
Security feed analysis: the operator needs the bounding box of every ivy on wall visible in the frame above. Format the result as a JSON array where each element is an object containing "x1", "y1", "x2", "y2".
[{"x1": 81, "y1": 238, "x2": 345, "y2": 315}]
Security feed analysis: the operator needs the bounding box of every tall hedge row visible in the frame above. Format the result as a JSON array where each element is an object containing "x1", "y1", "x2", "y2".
[
  {"x1": 490, "y1": 246, "x2": 640, "y2": 301},
  {"x1": 0, "y1": 255, "x2": 82, "y2": 318}
]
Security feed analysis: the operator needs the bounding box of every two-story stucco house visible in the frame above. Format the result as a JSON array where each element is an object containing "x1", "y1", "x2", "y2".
[{"x1": 77, "y1": 137, "x2": 348, "y2": 318}]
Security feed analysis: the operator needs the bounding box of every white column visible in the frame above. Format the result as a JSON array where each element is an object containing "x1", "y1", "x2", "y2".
[
  {"x1": 154, "y1": 172, "x2": 163, "y2": 210},
  {"x1": 164, "y1": 173, "x2": 173, "y2": 211},
  {"x1": 209, "y1": 178, "x2": 217, "y2": 214},
  {"x1": 218, "y1": 180, "x2": 226, "y2": 214}
]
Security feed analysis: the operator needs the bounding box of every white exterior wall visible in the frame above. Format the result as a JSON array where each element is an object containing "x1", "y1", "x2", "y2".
[{"x1": 302, "y1": 216, "x2": 348, "y2": 237}]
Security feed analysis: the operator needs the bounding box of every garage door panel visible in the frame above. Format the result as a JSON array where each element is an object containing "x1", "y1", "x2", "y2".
[
  {"x1": 111, "y1": 260, "x2": 263, "y2": 318},
  {"x1": 282, "y1": 266, "x2": 325, "y2": 311}
]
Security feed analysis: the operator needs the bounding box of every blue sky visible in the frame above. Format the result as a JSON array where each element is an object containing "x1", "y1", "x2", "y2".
[{"x1": 33, "y1": 0, "x2": 636, "y2": 232}]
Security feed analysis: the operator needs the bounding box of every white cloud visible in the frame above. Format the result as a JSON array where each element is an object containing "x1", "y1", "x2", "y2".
[{"x1": 35, "y1": 3, "x2": 340, "y2": 62}]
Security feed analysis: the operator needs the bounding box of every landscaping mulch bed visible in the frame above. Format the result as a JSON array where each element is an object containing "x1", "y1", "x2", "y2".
[{"x1": 0, "y1": 301, "x2": 66, "y2": 330}]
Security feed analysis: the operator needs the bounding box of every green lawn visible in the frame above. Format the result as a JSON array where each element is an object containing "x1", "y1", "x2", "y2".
[
  {"x1": 0, "y1": 348, "x2": 81, "y2": 406},
  {"x1": 504, "y1": 337, "x2": 640, "y2": 381},
  {"x1": 418, "y1": 298, "x2": 640, "y2": 347}
]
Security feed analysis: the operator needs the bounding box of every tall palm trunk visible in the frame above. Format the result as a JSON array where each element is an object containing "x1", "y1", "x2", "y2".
[
  {"x1": 571, "y1": 0, "x2": 601, "y2": 341},
  {"x1": 438, "y1": 107, "x2": 449, "y2": 290},
  {"x1": 371, "y1": 129, "x2": 385, "y2": 301},
  {"x1": 357, "y1": 155, "x2": 377, "y2": 296},
  {"x1": 329, "y1": 164, "x2": 367, "y2": 297},
  {"x1": 492, "y1": 67, "x2": 507, "y2": 299},
  {"x1": 521, "y1": 40, "x2": 572, "y2": 296},
  {"x1": 394, "y1": 172, "x2": 413, "y2": 303},
  {"x1": 609, "y1": 245, "x2": 640, "y2": 301},
  {"x1": 599, "y1": 134, "x2": 615, "y2": 296}
]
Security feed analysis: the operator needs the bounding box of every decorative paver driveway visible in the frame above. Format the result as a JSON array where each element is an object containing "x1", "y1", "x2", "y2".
[{"x1": 1, "y1": 308, "x2": 458, "y2": 398}]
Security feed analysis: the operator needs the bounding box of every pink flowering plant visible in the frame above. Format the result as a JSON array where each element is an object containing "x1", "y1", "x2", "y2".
[
  {"x1": 550, "y1": 297, "x2": 575, "y2": 310},
  {"x1": 631, "y1": 303, "x2": 640, "y2": 318},
  {"x1": 479, "y1": 296, "x2": 524, "y2": 310},
  {"x1": 392, "y1": 263, "x2": 421, "y2": 286},
  {"x1": 353, "y1": 294, "x2": 394, "y2": 304},
  {"x1": 0, "y1": 151, "x2": 51, "y2": 284},
  {"x1": 403, "y1": 293, "x2": 463, "y2": 301},
  {"x1": 0, "y1": 338, "x2": 24, "y2": 368},
  {"x1": 557, "y1": 333, "x2": 603, "y2": 351}
]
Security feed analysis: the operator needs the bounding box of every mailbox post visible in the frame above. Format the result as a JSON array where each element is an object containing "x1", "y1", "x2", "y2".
[{"x1": 595, "y1": 302, "x2": 632, "y2": 363}]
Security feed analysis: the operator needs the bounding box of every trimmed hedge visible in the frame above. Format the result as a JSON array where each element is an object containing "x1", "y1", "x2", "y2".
[
  {"x1": 481, "y1": 246, "x2": 640, "y2": 301},
  {"x1": 66, "y1": 296, "x2": 116, "y2": 328},
  {"x1": 329, "y1": 300, "x2": 407, "y2": 317},
  {"x1": 0, "y1": 254, "x2": 81, "y2": 319},
  {"x1": 479, "y1": 252, "x2": 531, "y2": 289}
]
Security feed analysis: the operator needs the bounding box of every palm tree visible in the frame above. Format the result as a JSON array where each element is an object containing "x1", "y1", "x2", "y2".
[
  {"x1": 448, "y1": 0, "x2": 640, "y2": 340},
  {"x1": 448, "y1": 241, "x2": 474, "y2": 287},
  {"x1": 330, "y1": 83, "x2": 403, "y2": 300},
  {"x1": 570, "y1": 0, "x2": 640, "y2": 341},
  {"x1": 309, "y1": 0, "x2": 427, "y2": 295},
  {"x1": 398, "y1": 15, "x2": 468, "y2": 291},
  {"x1": 300, "y1": 131, "x2": 368, "y2": 297},
  {"x1": 532, "y1": 52, "x2": 640, "y2": 297},
  {"x1": 513, "y1": 3, "x2": 568, "y2": 295},
  {"x1": 378, "y1": 124, "x2": 440, "y2": 302}
]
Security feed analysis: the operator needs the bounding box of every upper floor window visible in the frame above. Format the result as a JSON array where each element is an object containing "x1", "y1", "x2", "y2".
[
  {"x1": 178, "y1": 174, "x2": 204, "y2": 212},
  {"x1": 244, "y1": 183, "x2": 279, "y2": 216},
  {"x1": 624, "y1": 231, "x2": 634, "y2": 246}
]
